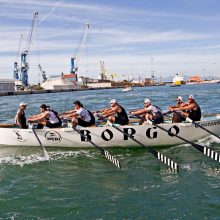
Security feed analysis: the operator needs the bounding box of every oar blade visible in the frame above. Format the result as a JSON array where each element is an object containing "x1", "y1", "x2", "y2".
[
  {"x1": 73, "y1": 126, "x2": 121, "y2": 169},
  {"x1": 107, "y1": 120, "x2": 178, "y2": 171},
  {"x1": 203, "y1": 146, "x2": 220, "y2": 162},
  {"x1": 157, "y1": 152, "x2": 178, "y2": 171},
  {"x1": 32, "y1": 127, "x2": 50, "y2": 161},
  {"x1": 104, "y1": 150, "x2": 121, "y2": 169}
]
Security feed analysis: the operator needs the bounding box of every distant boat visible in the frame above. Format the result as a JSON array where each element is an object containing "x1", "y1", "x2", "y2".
[
  {"x1": 173, "y1": 73, "x2": 184, "y2": 85},
  {"x1": 122, "y1": 86, "x2": 133, "y2": 92},
  {"x1": 170, "y1": 84, "x2": 181, "y2": 87}
]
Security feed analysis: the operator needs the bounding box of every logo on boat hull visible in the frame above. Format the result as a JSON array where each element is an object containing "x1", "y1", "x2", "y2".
[
  {"x1": 13, "y1": 130, "x2": 26, "y2": 142},
  {"x1": 45, "y1": 131, "x2": 62, "y2": 144}
]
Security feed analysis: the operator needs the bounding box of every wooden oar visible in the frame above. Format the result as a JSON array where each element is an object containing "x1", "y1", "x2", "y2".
[
  {"x1": 0, "y1": 123, "x2": 17, "y2": 128},
  {"x1": 135, "y1": 115, "x2": 220, "y2": 163},
  {"x1": 173, "y1": 110, "x2": 220, "y2": 140},
  {"x1": 107, "y1": 121, "x2": 178, "y2": 171},
  {"x1": 72, "y1": 126, "x2": 121, "y2": 169},
  {"x1": 32, "y1": 128, "x2": 50, "y2": 160}
]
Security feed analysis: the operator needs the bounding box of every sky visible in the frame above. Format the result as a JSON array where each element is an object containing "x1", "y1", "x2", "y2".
[{"x1": 0, "y1": 0, "x2": 220, "y2": 83}]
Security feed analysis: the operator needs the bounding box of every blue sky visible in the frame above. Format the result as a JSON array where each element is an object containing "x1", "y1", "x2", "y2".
[{"x1": 0, "y1": 0, "x2": 220, "y2": 83}]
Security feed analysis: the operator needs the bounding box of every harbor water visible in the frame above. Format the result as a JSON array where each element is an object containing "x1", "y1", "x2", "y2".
[{"x1": 0, "y1": 83, "x2": 220, "y2": 219}]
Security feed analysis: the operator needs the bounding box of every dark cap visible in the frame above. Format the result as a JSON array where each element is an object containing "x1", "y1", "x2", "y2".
[
  {"x1": 73, "y1": 100, "x2": 83, "y2": 107},
  {"x1": 40, "y1": 104, "x2": 47, "y2": 109}
]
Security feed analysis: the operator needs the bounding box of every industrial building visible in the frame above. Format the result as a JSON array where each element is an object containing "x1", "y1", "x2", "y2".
[{"x1": 0, "y1": 79, "x2": 15, "y2": 92}]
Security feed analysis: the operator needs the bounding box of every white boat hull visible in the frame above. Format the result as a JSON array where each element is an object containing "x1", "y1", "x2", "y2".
[
  {"x1": 121, "y1": 87, "x2": 132, "y2": 92},
  {"x1": 1, "y1": 117, "x2": 220, "y2": 148}
]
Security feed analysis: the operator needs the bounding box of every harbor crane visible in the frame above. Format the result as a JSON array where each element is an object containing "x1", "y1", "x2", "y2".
[
  {"x1": 13, "y1": 11, "x2": 39, "y2": 87},
  {"x1": 99, "y1": 61, "x2": 125, "y2": 81},
  {"x1": 13, "y1": 34, "x2": 23, "y2": 80},
  {"x1": 70, "y1": 23, "x2": 90, "y2": 81},
  {"x1": 38, "y1": 64, "x2": 47, "y2": 82}
]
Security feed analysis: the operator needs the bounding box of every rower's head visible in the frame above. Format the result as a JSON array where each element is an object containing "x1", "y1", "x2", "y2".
[
  {"x1": 40, "y1": 104, "x2": 47, "y2": 112},
  {"x1": 110, "y1": 99, "x2": 117, "y2": 107},
  {"x1": 176, "y1": 96, "x2": 183, "y2": 104},
  {"x1": 19, "y1": 102, "x2": 27, "y2": 109},
  {"x1": 188, "y1": 94, "x2": 195, "y2": 103},
  {"x1": 144, "y1": 98, "x2": 151, "y2": 107},
  {"x1": 73, "y1": 100, "x2": 83, "y2": 110}
]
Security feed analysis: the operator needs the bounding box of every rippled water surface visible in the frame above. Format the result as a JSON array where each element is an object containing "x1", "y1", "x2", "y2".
[{"x1": 0, "y1": 83, "x2": 220, "y2": 219}]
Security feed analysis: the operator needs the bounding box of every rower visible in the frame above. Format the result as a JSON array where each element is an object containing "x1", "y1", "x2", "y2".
[
  {"x1": 167, "y1": 96, "x2": 186, "y2": 123},
  {"x1": 28, "y1": 104, "x2": 62, "y2": 129},
  {"x1": 94, "y1": 99, "x2": 129, "y2": 125},
  {"x1": 130, "y1": 99, "x2": 164, "y2": 124},
  {"x1": 169, "y1": 94, "x2": 201, "y2": 122},
  {"x1": 60, "y1": 101, "x2": 95, "y2": 127},
  {"x1": 15, "y1": 102, "x2": 28, "y2": 129}
]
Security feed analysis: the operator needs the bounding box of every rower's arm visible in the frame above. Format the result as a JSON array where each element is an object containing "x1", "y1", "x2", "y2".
[
  {"x1": 130, "y1": 109, "x2": 147, "y2": 116},
  {"x1": 97, "y1": 107, "x2": 111, "y2": 114},
  {"x1": 28, "y1": 113, "x2": 46, "y2": 122},
  {"x1": 171, "y1": 103, "x2": 194, "y2": 111},
  {"x1": 59, "y1": 109, "x2": 76, "y2": 117}
]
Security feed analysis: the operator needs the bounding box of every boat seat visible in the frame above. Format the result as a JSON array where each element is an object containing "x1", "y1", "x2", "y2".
[{"x1": 87, "y1": 125, "x2": 96, "y2": 127}]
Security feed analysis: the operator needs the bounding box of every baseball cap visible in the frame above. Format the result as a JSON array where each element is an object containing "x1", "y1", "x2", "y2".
[
  {"x1": 40, "y1": 104, "x2": 47, "y2": 109},
  {"x1": 19, "y1": 102, "x2": 27, "y2": 106},
  {"x1": 176, "y1": 96, "x2": 182, "y2": 101},
  {"x1": 110, "y1": 99, "x2": 117, "y2": 104},
  {"x1": 188, "y1": 94, "x2": 195, "y2": 100},
  {"x1": 144, "y1": 98, "x2": 151, "y2": 104}
]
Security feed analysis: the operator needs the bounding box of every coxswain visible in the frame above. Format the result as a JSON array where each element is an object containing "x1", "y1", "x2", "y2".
[
  {"x1": 94, "y1": 99, "x2": 129, "y2": 125},
  {"x1": 130, "y1": 99, "x2": 164, "y2": 124},
  {"x1": 15, "y1": 102, "x2": 28, "y2": 129},
  {"x1": 169, "y1": 94, "x2": 201, "y2": 121}
]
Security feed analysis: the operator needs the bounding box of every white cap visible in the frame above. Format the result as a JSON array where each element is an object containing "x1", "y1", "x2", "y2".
[
  {"x1": 176, "y1": 96, "x2": 182, "y2": 101},
  {"x1": 188, "y1": 94, "x2": 195, "y2": 100},
  {"x1": 110, "y1": 99, "x2": 117, "y2": 104},
  {"x1": 19, "y1": 102, "x2": 28, "y2": 106},
  {"x1": 144, "y1": 98, "x2": 151, "y2": 104}
]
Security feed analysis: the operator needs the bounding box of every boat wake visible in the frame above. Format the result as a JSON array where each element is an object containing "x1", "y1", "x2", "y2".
[
  {"x1": 0, "y1": 148, "x2": 97, "y2": 166},
  {"x1": 0, "y1": 154, "x2": 47, "y2": 166}
]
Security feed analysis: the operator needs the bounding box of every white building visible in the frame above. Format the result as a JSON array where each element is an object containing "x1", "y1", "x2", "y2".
[{"x1": 41, "y1": 76, "x2": 80, "y2": 90}]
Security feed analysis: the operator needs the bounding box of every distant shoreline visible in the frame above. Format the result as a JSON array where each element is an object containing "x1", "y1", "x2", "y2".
[{"x1": 0, "y1": 86, "x2": 118, "y2": 97}]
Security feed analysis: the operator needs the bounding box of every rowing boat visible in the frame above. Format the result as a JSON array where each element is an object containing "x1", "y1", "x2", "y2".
[{"x1": 0, "y1": 114, "x2": 219, "y2": 148}]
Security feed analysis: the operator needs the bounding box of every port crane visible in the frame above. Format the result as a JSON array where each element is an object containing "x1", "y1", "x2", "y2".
[
  {"x1": 99, "y1": 61, "x2": 125, "y2": 81},
  {"x1": 13, "y1": 34, "x2": 23, "y2": 80},
  {"x1": 38, "y1": 64, "x2": 47, "y2": 82},
  {"x1": 70, "y1": 23, "x2": 90, "y2": 81},
  {"x1": 13, "y1": 11, "x2": 39, "y2": 87}
]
